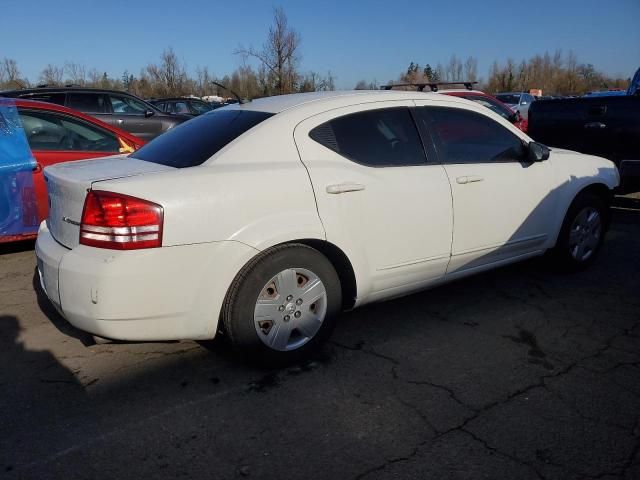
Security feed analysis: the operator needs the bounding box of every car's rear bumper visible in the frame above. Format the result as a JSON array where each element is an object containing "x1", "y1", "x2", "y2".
[{"x1": 35, "y1": 221, "x2": 259, "y2": 341}]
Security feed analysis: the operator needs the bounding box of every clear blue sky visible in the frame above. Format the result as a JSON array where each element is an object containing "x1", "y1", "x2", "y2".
[{"x1": 1, "y1": 0, "x2": 638, "y2": 89}]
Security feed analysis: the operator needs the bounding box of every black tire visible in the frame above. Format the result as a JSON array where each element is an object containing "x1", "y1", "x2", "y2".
[
  {"x1": 550, "y1": 191, "x2": 609, "y2": 271},
  {"x1": 221, "y1": 243, "x2": 342, "y2": 365}
]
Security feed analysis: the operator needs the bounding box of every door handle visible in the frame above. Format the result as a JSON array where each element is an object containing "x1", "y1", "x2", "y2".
[
  {"x1": 456, "y1": 175, "x2": 484, "y2": 184},
  {"x1": 116, "y1": 119, "x2": 124, "y2": 124},
  {"x1": 584, "y1": 122, "x2": 606, "y2": 129},
  {"x1": 326, "y1": 182, "x2": 366, "y2": 194}
]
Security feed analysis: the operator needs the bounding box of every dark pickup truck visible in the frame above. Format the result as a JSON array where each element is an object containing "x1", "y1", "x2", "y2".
[{"x1": 528, "y1": 69, "x2": 640, "y2": 192}]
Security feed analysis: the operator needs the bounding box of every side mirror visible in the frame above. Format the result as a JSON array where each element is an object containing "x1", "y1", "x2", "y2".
[
  {"x1": 144, "y1": 109, "x2": 155, "y2": 118},
  {"x1": 520, "y1": 101, "x2": 528, "y2": 105},
  {"x1": 528, "y1": 141, "x2": 550, "y2": 162}
]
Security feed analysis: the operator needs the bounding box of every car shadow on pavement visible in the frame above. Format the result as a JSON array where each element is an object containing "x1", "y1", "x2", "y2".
[
  {"x1": 0, "y1": 315, "x2": 89, "y2": 475},
  {"x1": 0, "y1": 239, "x2": 35, "y2": 255},
  {"x1": 4, "y1": 210, "x2": 639, "y2": 480}
]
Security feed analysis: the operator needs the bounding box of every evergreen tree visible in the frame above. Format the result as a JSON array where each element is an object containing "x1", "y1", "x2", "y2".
[{"x1": 423, "y1": 64, "x2": 434, "y2": 81}]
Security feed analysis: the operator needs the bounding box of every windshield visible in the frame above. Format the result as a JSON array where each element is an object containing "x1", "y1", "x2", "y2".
[
  {"x1": 130, "y1": 109, "x2": 274, "y2": 168},
  {"x1": 495, "y1": 94, "x2": 521, "y2": 105}
]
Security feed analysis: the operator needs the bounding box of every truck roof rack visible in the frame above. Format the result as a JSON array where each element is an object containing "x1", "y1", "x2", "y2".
[{"x1": 380, "y1": 81, "x2": 478, "y2": 92}]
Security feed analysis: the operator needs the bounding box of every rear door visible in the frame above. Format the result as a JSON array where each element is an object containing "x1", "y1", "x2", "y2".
[
  {"x1": 294, "y1": 102, "x2": 453, "y2": 298},
  {"x1": 65, "y1": 92, "x2": 112, "y2": 125},
  {"x1": 414, "y1": 103, "x2": 556, "y2": 273}
]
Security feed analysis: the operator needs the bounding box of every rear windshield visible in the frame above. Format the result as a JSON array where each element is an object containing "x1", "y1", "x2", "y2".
[
  {"x1": 496, "y1": 94, "x2": 521, "y2": 105},
  {"x1": 130, "y1": 109, "x2": 274, "y2": 168}
]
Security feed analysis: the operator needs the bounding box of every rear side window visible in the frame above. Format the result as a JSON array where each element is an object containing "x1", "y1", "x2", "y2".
[
  {"x1": 18, "y1": 109, "x2": 119, "y2": 152},
  {"x1": 417, "y1": 107, "x2": 526, "y2": 164},
  {"x1": 67, "y1": 93, "x2": 108, "y2": 113},
  {"x1": 130, "y1": 109, "x2": 274, "y2": 168},
  {"x1": 21, "y1": 92, "x2": 66, "y2": 106},
  {"x1": 309, "y1": 107, "x2": 426, "y2": 167}
]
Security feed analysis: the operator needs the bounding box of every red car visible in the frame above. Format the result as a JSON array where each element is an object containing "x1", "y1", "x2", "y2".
[
  {"x1": 440, "y1": 89, "x2": 528, "y2": 132},
  {"x1": 0, "y1": 99, "x2": 144, "y2": 243}
]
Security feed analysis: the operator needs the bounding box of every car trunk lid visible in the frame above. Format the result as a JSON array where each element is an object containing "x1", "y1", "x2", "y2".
[{"x1": 44, "y1": 155, "x2": 174, "y2": 248}]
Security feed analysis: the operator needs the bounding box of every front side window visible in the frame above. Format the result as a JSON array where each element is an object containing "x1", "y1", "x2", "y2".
[
  {"x1": 309, "y1": 107, "x2": 426, "y2": 167},
  {"x1": 418, "y1": 107, "x2": 526, "y2": 164},
  {"x1": 19, "y1": 109, "x2": 119, "y2": 152},
  {"x1": 130, "y1": 109, "x2": 274, "y2": 168},
  {"x1": 67, "y1": 93, "x2": 108, "y2": 113},
  {"x1": 109, "y1": 95, "x2": 149, "y2": 115}
]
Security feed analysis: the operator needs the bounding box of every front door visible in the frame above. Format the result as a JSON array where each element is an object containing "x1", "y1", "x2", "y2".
[
  {"x1": 294, "y1": 102, "x2": 453, "y2": 300},
  {"x1": 413, "y1": 103, "x2": 556, "y2": 274},
  {"x1": 107, "y1": 94, "x2": 162, "y2": 140}
]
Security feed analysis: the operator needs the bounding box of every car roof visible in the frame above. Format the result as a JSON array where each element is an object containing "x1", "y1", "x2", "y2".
[
  {"x1": 227, "y1": 90, "x2": 472, "y2": 114},
  {"x1": 150, "y1": 97, "x2": 206, "y2": 102},
  {"x1": 4, "y1": 98, "x2": 144, "y2": 144},
  {"x1": 1, "y1": 86, "x2": 138, "y2": 96},
  {"x1": 439, "y1": 89, "x2": 487, "y2": 95}
]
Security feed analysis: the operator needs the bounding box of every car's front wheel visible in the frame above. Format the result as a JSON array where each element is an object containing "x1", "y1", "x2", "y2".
[
  {"x1": 221, "y1": 244, "x2": 342, "y2": 364},
  {"x1": 552, "y1": 191, "x2": 609, "y2": 270}
]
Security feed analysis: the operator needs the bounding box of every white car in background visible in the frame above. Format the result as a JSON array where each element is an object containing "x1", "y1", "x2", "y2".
[
  {"x1": 36, "y1": 90, "x2": 619, "y2": 363},
  {"x1": 495, "y1": 92, "x2": 537, "y2": 120}
]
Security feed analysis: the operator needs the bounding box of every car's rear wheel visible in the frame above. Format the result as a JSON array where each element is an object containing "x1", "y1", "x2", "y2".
[
  {"x1": 221, "y1": 244, "x2": 341, "y2": 365},
  {"x1": 551, "y1": 191, "x2": 609, "y2": 271}
]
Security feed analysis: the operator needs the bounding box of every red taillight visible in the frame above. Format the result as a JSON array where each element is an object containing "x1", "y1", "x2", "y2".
[{"x1": 79, "y1": 190, "x2": 163, "y2": 250}]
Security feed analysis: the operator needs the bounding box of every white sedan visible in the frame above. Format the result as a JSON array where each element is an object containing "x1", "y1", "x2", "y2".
[{"x1": 35, "y1": 90, "x2": 619, "y2": 363}]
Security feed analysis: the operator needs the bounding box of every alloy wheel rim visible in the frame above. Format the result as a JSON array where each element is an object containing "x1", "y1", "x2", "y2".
[
  {"x1": 253, "y1": 268, "x2": 327, "y2": 352},
  {"x1": 568, "y1": 207, "x2": 601, "y2": 262}
]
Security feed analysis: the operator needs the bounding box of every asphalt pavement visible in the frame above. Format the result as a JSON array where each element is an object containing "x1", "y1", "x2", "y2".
[{"x1": 1, "y1": 197, "x2": 639, "y2": 480}]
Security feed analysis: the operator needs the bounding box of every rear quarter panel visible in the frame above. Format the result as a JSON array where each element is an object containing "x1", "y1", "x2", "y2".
[{"x1": 92, "y1": 116, "x2": 326, "y2": 249}]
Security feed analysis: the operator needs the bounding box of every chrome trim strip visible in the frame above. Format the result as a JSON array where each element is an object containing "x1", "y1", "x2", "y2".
[{"x1": 378, "y1": 253, "x2": 450, "y2": 271}]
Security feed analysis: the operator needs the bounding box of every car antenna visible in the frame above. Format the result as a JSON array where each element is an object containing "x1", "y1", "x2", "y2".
[{"x1": 211, "y1": 81, "x2": 248, "y2": 104}]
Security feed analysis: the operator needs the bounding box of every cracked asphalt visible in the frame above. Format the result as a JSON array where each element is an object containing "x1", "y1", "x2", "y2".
[{"x1": 1, "y1": 196, "x2": 639, "y2": 480}]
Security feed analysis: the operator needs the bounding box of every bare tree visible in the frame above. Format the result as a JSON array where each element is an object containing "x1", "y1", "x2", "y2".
[
  {"x1": 87, "y1": 69, "x2": 102, "y2": 85},
  {"x1": 195, "y1": 66, "x2": 214, "y2": 96},
  {"x1": 445, "y1": 55, "x2": 463, "y2": 81},
  {"x1": 145, "y1": 47, "x2": 188, "y2": 96},
  {"x1": 1, "y1": 58, "x2": 26, "y2": 88},
  {"x1": 39, "y1": 64, "x2": 64, "y2": 86},
  {"x1": 464, "y1": 56, "x2": 478, "y2": 82},
  {"x1": 298, "y1": 70, "x2": 334, "y2": 92},
  {"x1": 435, "y1": 63, "x2": 445, "y2": 83},
  {"x1": 354, "y1": 79, "x2": 377, "y2": 90},
  {"x1": 235, "y1": 7, "x2": 301, "y2": 95},
  {"x1": 354, "y1": 80, "x2": 368, "y2": 90},
  {"x1": 65, "y1": 62, "x2": 86, "y2": 85}
]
